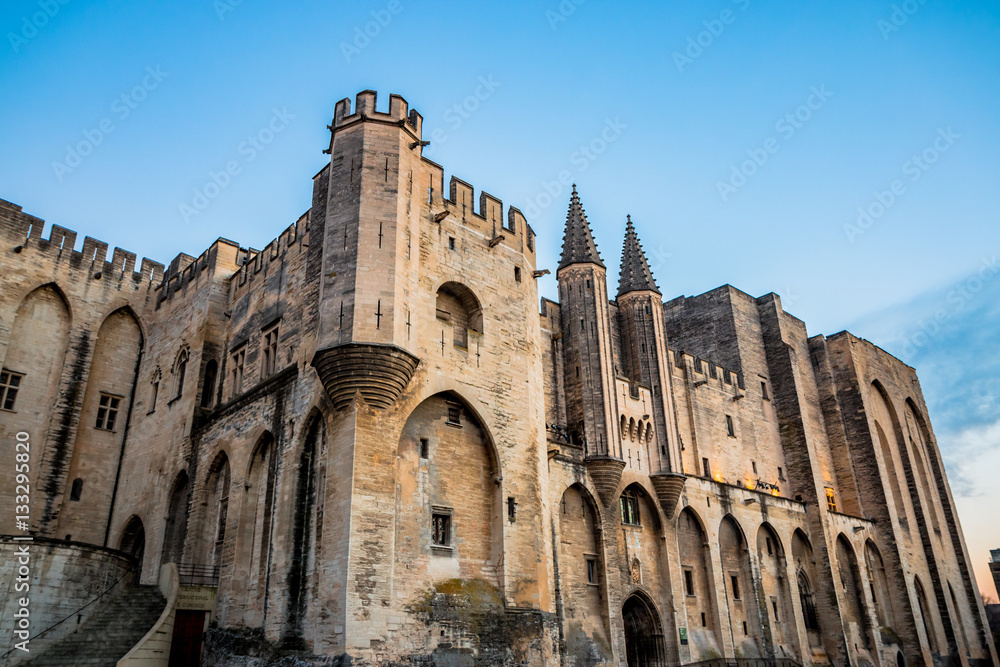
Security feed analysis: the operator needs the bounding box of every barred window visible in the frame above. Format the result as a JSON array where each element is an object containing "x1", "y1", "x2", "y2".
[
  {"x1": 432, "y1": 511, "x2": 452, "y2": 548},
  {"x1": 825, "y1": 487, "x2": 838, "y2": 513},
  {"x1": 95, "y1": 394, "x2": 122, "y2": 431},
  {"x1": 0, "y1": 369, "x2": 23, "y2": 411}
]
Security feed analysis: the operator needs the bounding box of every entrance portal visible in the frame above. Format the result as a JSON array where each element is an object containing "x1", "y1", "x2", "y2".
[{"x1": 622, "y1": 594, "x2": 667, "y2": 667}]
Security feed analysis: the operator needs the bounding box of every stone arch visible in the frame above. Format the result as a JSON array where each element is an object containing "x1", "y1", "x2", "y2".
[
  {"x1": 620, "y1": 414, "x2": 628, "y2": 440},
  {"x1": 435, "y1": 281, "x2": 483, "y2": 349},
  {"x1": 792, "y1": 529, "x2": 822, "y2": 648},
  {"x1": 119, "y1": 515, "x2": 146, "y2": 576},
  {"x1": 557, "y1": 483, "x2": 611, "y2": 662},
  {"x1": 161, "y1": 470, "x2": 190, "y2": 567},
  {"x1": 864, "y1": 539, "x2": 895, "y2": 629},
  {"x1": 914, "y1": 575, "x2": 939, "y2": 654},
  {"x1": 394, "y1": 391, "x2": 503, "y2": 602},
  {"x1": 628, "y1": 417, "x2": 637, "y2": 442},
  {"x1": 59, "y1": 307, "x2": 143, "y2": 543},
  {"x1": 285, "y1": 410, "x2": 327, "y2": 646},
  {"x1": 0, "y1": 283, "x2": 72, "y2": 533},
  {"x1": 871, "y1": 381, "x2": 910, "y2": 533},
  {"x1": 677, "y1": 506, "x2": 721, "y2": 660},
  {"x1": 757, "y1": 523, "x2": 798, "y2": 658},
  {"x1": 720, "y1": 515, "x2": 761, "y2": 656},
  {"x1": 946, "y1": 581, "x2": 971, "y2": 656},
  {"x1": 238, "y1": 431, "x2": 277, "y2": 626},
  {"x1": 836, "y1": 534, "x2": 872, "y2": 651},
  {"x1": 622, "y1": 590, "x2": 667, "y2": 666}
]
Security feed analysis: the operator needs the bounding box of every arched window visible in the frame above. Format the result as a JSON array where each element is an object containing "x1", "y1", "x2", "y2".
[
  {"x1": 798, "y1": 571, "x2": 819, "y2": 630},
  {"x1": 120, "y1": 516, "x2": 146, "y2": 576},
  {"x1": 161, "y1": 471, "x2": 190, "y2": 566},
  {"x1": 435, "y1": 282, "x2": 483, "y2": 350},
  {"x1": 205, "y1": 453, "x2": 230, "y2": 568},
  {"x1": 173, "y1": 348, "x2": 189, "y2": 399},
  {"x1": 200, "y1": 359, "x2": 218, "y2": 409}
]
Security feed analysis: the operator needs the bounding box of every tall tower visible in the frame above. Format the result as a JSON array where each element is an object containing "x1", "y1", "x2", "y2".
[
  {"x1": 616, "y1": 216, "x2": 687, "y2": 515},
  {"x1": 312, "y1": 91, "x2": 424, "y2": 410},
  {"x1": 557, "y1": 186, "x2": 624, "y2": 506}
]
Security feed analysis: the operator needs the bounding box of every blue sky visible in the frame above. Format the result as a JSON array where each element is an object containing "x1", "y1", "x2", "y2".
[{"x1": 2, "y1": 0, "x2": 998, "y2": 593}]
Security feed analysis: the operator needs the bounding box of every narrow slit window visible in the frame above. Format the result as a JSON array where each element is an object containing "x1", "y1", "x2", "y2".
[
  {"x1": 262, "y1": 323, "x2": 280, "y2": 378},
  {"x1": 419, "y1": 438, "x2": 429, "y2": 459},
  {"x1": 684, "y1": 569, "x2": 695, "y2": 596},
  {"x1": 731, "y1": 574, "x2": 741, "y2": 600},
  {"x1": 586, "y1": 557, "x2": 598, "y2": 585},
  {"x1": 726, "y1": 414, "x2": 736, "y2": 437}
]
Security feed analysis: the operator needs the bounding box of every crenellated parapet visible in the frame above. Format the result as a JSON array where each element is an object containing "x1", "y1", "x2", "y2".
[
  {"x1": 329, "y1": 89, "x2": 423, "y2": 144},
  {"x1": 668, "y1": 348, "x2": 745, "y2": 394},
  {"x1": 423, "y1": 167, "x2": 536, "y2": 262},
  {"x1": 0, "y1": 198, "x2": 164, "y2": 286}
]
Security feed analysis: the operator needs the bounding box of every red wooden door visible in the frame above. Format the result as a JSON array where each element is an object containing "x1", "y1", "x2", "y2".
[{"x1": 169, "y1": 610, "x2": 206, "y2": 667}]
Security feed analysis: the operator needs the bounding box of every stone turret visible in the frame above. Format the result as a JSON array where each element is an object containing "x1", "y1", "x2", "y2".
[
  {"x1": 616, "y1": 215, "x2": 685, "y2": 516},
  {"x1": 557, "y1": 186, "x2": 623, "y2": 506}
]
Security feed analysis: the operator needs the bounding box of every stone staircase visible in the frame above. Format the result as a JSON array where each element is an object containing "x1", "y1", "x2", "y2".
[{"x1": 24, "y1": 585, "x2": 166, "y2": 667}]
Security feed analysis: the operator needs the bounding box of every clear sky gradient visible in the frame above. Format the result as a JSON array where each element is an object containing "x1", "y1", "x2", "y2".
[{"x1": 2, "y1": 0, "x2": 998, "y2": 596}]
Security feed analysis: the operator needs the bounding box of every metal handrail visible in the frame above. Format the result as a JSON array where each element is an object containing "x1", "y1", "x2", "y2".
[
  {"x1": 683, "y1": 659, "x2": 804, "y2": 667},
  {"x1": 1, "y1": 569, "x2": 133, "y2": 664},
  {"x1": 176, "y1": 562, "x2": 220, "y2": 587}
]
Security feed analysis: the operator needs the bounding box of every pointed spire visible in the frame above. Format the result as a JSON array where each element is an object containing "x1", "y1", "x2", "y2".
[
  {"x1": 617, "y1": 215, "x2": 661, "y2": 297},
  {"x1": 559, "y1": 185, "x2": 605, "y2": 271}
]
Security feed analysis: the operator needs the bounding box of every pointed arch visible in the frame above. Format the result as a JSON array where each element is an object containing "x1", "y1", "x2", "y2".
[
  {"x1": 436, "y1": 281, "x2": 484, "y2": 348},
  {"x1": 203, "y1": 450, "x2": 231, "y2": 568},
  {"x1": 59, "y1": 306, "x2": 143, "y2": 543},
  {"x1": 720, "y1": 515, "x2": 762, "y2": 655},
  {"x1": 119, "y1": 514, "x2": 146, "y2": 576},
  {"x1": 238, "y1": 430, "x2": 277, "y2": 627},
  {"x1": 792, "y1": 529, "x2": 822, "y2": 646},
  {"x1": 836, "y1": 534, "x2": 872, "y2": 650},
  {"x1": 864, "y1": 539, "x2": 895, "y2": 628},
  {"x1": 677, "y1": 506, "x2": 721, "y2": 659},
  {"x1": 0, "y1": 283, "x2": 72, "y2": 533},
  {"x1": 557, "y1": 483, "x2": 611, "y2": 660},
  {"x1": 914, "y1": 575, "x2": 939, "y2": 654},
  {"x1": 622, "y1": 590, "x2": 667, "y2": 666}
]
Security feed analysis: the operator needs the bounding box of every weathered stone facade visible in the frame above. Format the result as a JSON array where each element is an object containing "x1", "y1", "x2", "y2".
[{"x1": 0, "y1": 89, "x2": 997, "y2": 667}]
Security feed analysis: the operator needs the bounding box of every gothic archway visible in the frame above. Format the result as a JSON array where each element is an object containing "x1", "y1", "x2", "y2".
[{"x1": 622, "y1": 593, "x2": 666, "y2": 667}]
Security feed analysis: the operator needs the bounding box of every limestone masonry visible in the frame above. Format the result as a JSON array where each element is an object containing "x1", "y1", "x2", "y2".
[{"x1": 0, "y1": 90, "x2": 997, "y2": 667}]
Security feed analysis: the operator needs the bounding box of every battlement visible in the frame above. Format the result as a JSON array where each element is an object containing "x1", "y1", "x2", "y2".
[
  {"x1": 669, "y1": 348, "x2": 745, "y2": 391},
  {"x1": 230, "y1": 211, "x2": 308, "y2": 299},
  {"x1": 0, "y1": 197, "x2": 164, "y2": 285},
  {"x1": 331, "y1": 90, "x2": 422, "y2": 139},
  {"x1": 422, "y1": 163, "x2": 536, "y2": 259}
]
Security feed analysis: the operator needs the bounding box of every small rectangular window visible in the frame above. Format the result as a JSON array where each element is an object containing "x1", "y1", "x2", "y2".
[
  {"x1": 419, "y1": 438, "x2": 429, "y2": 459},
  {"x1": 0, "y1": 369, "x2": 24, "y2": 411},
  {"x1": 702, "y1": 458, "x2": 711, "y2": 478},
  {"x1": 586, "y1": 557, "x2": 598, "y2": 585},
  {"x1": 726, "y1": 415, "x2": 735, "y2": 437},
  {"x1": 446, "y1": 405, "x2": 462, "y2": 426},
  {"x1": 95, "y1": 394, "x2": 122, "y2": 431},
  {"x1": 766, "y1": 537, "x2": 773, "y2": 555},
  {"x1": 262, "y1": 323, "x2": 280, "y2": 378},
  {"x1": 507, "y1": 497, "x2": 517, "y2": 522},
  {"x1": 778, "y1": 466, "x2": 785, "y2": 480},
  {"x1": 514, "y1": 266, "x2": 522, "y2": 282},
  {"x1": 432, "y1": 510, "x2": 452, "y2": 548},
  {"x1": 619, "y1": 490, "x2": 641, "y2": 526},
  {"x1": 684, "y1": 569, "x2": 695, "y2": 596},
  {"x1": 761, "y1": 380, "x2": 770, "y2": 400},
  {"x1": 771, "y1": 598, "x2": 779, "y2": 621},
  {"x1": 448, "y1": 237, "x2": 456, "y2": 250},
  {"x1": 701, "y1": 612, "x2": 707, "y2": 628},
  {"x1": 742, "y1": 621, "x2": 748, "y2": 636},
  {"x1": 752, "y1": 461, "x2": 758, "y2": 474},
  {"x1": 731, "y1": 574, "x2": 741, "y2": 600}
]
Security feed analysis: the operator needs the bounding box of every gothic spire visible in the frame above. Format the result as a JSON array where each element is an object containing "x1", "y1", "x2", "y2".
[
  {"x1": 617, "y1": 215, "x2": 660, "y2": 297},
  {"x1": 559, "y1": 185, "x2": 605, "y2": 271}
]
